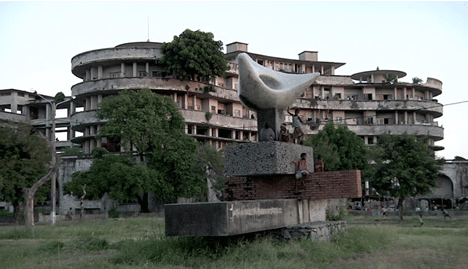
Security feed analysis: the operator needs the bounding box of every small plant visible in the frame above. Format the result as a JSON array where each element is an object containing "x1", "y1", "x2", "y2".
[
  {"x1": 108, "y1": 208, "x2": 120, "y2": 219},
  {"x1": 62, "y1": 146, "x2": 83, "y2": 156},
  {"x1": 412, "y1": 77, "x2": 423, "y2": 84},
  {"x1": 205, "y1": 111, "x2": 213, "y2": 121},
  {"x1": 202, "y1": 85, "x2": 216, "y2": 94}
]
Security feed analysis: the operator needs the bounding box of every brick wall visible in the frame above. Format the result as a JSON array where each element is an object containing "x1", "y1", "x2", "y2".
[{"x1": 225, "y1": 170, "x2": 362, "y2": 201}]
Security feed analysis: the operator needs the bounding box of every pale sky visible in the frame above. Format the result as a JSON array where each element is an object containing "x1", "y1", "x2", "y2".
[{"x1": 1, "y1": 1, "x2": 467, "y2": 160}]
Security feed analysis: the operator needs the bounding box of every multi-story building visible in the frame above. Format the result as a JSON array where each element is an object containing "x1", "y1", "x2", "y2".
[
  {"x1": 0, "y1": 40, "x2": 448, "y2": 214},
  {"x1": 69, "y1": 41, "x2": 442, "y2": 153}
]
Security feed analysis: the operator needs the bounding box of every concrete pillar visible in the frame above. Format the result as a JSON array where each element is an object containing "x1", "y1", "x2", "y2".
[
  {"x1": 183, "y1": 94, "x2": 188, "y2": 109},
  {"x1": 321, "y1": 86, "x2": 324, "y2": 99},
  {"x1": 395, "y1": 111, "x2": 398, "y2": 124},
  {"x1": 232, "y1": 130, "x2": 236, "y2": 140},
  {"x1": 173, "y1": 92, "x2": 177, "y2": 103},
  {"x1": 98, "y1": 65, "x2": 103, "y2": 79},
  {"x1": 403, "y1": 87, "x2": 407, "y2": 100},
  {"x1": 412, "y1": 88, "x2": 415, "y2": 99},
  {"x1": 312, "y1": 65, "x2": 315, "y2": 73},
  {"x1": 248, "y1": 132, "x2": 252, "y2": 141},
  {"x1": 133, "y1": 62, "x2": 137, "y2": 77},
  {"x1": 413, "y1": 112, "x2": 416, "y2": 124},
  {"x1": 208, "y1": 128, "x2": 213, "y2": 137},
  {"x1": 214, "y1": 128, "x2": 218, "y2": 137},
  {"x1": 370, "y1": 74, "x2": 374, "y2": 83},
  {"x1": 70, "y1": 101, "x2": 75, "y2": 116},
  {"x1": 184, "y1": 124, "x2": 188, "y2": 134},
  {"x1": 394, "y1": 87, "x2": 398, "y2": 100},
  {"x1": 97, "y1": 94, "x2": 103, "y2": 105},
  {"x1": 404, "y1": 111, "x2": 408, "y2": 124},
  {"x1": 331, "y1": 66, "x2": 335, "y2": 75},
  {"x1": 86, "y1": 69, "x2": 91, "y2": 81},
  {"x1": 121, "y1": 63, "x2": 125, "y2": 77},
  {"x1": 146, "y1": 62, "x2": 149, "y2": 75},
  {"x1": 239, "y1": 131, "x2": 243, "y2": 140},
  {"x1": 320, "y1": 66, "x2": 324, "y2": 75},
  {"x1": 193, "y1": 124, "x2": 197, "y2": 135},
  {"x1": 193, "y1": 95, "x2": 197, "y2": 110}
]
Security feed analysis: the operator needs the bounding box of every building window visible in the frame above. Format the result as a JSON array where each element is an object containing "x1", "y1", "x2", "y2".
[
  {"x1": 257, "y1": 60, "x2": 264, "y2": 66},
  {"x1": 138, "y1": 71, "x2": 148, "y2": 77}
]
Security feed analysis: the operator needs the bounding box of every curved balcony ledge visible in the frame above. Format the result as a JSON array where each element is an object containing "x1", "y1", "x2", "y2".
[
  {"x1": 341, "y1": 124, "x2": 443, "y2": 141},
  {"x1": 71, "y1": 47, "x2": 163, "y2": 78},
  {"x1": 0, "y1": 112, "x2": 27, "y2": 122},
  {"x1": 295, "y1": 99, "x2": 443, "y2": 117},
  {"x1": 180, "y1": 110, "x2": 257, "y2": 131},
  {"x1": 71, "y1": 78, "x2": 240, "y2": 102},
  {"x1": 70, "y1": 110, "x2": 106, "y2": 132}
]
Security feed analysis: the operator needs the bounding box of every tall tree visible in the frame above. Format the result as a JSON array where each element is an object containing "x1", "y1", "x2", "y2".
[
  {"x1": 369, "y1": 134, "x2": 444, "y2": 221},
  {"x1": 159, "y1": 29, "x2": 228, "y2": 82},
  {"x1": 65, "y1": 89, "x2": 205, "y2": 212},
  {"x1": 305, "y1": 122, "x2": 368, "y2": 171},
  {"x1": 0, "y1": 122, "x2": 54, "y2": 230}
]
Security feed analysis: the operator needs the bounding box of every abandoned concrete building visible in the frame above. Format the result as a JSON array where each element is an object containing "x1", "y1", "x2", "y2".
[{"x1": 1, "y1": 40, "x2": 465, "y2": 215}]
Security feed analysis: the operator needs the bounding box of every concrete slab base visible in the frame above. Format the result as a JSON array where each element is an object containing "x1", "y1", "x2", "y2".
[{"x1": 165, "y1": 199, "x2": 327, "y2": 237}]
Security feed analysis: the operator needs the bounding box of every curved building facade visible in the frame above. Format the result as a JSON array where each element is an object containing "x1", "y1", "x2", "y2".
[{"x1": 69, "y1": 41, "x2": 443, "y2": 153}]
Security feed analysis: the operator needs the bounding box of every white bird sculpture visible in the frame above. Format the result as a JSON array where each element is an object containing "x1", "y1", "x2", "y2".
[{"x1": 237, "y1": 53, "x2": 320, "y2": 111}]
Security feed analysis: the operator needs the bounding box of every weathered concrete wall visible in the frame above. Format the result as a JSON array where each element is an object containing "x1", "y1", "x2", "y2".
[
  {"x1": 165, "y1": 199, "x2": 329, "y2": 237},
  {"x1": 439, "y1": 161, "x2": 468, "y2": 197},
  {"x1": 224, "y1": 141, "x2": 314, "y2": 177},
  {"x1": 225, "y1": 170, "x2": 362, "y2": 201}
]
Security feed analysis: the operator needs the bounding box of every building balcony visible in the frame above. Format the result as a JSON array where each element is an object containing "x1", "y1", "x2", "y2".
[
  {"x1": 307, "y1": 123, "x2": 444, "y2": 141},
  {"x1": 294, "y1": 99, "x2": 443, "y2": 117},
  {"x1": 0, "y1": 111, "x2": 27, "y2": 123},
  {"x1": 71, "y1": 78, "x2": 240, "y2": 102},
  {"x1": 70, "y1": 110, "x2": 105, "y2": 132},
  {"x1": 180, "y1": 109, "x2": 257, "y2": 131}
]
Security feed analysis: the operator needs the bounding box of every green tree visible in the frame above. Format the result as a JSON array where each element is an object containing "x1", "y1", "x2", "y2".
[
  {"x1": 368, "y1": 134, "x2": 444, "y2": 221},
  {"x1": 191, "y1": 144, "x2": 225, "y2": 200},
  {"x1": 305, "y1": 122, "x2": 368, "y2": 171},
  {"x1": 159, "y1": 29, "x2": 228, "y2": 82},
  {"x1": 0, "y1": 122, "x2": 55, "y2": 229},
  {"x1": 65, "y1": 89, "x2": 205, "y2": 212}
]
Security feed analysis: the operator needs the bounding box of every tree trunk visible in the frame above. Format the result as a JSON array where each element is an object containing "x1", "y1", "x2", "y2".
[
  {"x1": 22, "y1": 159, "x2": 59, "y2": 232},
  {"x1": 80, "y1": 185, "x2": 86, "y2": 221},
  {"x1": 397, "y1": 198, "x2": 405, "y2": 221},
  {"x1": 135, "y1": 193, "x2": 150, "y2": 213}
]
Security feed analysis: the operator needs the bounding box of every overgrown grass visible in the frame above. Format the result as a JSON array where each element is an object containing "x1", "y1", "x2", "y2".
[{"x1": 0, "y1": 215, "x2": 467, "y2": 269}]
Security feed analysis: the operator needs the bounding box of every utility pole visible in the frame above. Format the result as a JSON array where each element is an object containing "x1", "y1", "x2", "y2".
[{"x1": 36, "y1": 93, "x2": 68, "y2": 225}]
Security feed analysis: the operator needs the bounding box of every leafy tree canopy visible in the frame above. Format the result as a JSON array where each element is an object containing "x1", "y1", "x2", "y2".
[
  {"x1": 66, "y1": 89, "x2": 206, "y2": 212},
  {"x1": 97, "y1": 88, "x2": 186, "y2": 161},
  {"x1": 159, "y1": 29, "x2": 228, "y2": 82},
  {"x1": 368, "y1": 134, "x2": 444, "y2": 220},
  {"x1": 0, "y1": 122, "x2": 52, "y2": 208},
  {"x1": 305, "y1": 122, "x2": 368, "y2": 171}
]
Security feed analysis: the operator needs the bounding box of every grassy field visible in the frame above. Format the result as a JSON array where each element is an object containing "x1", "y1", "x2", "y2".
[{"x1": 0, "y1": 214, "x2": 467, "y2": 269}]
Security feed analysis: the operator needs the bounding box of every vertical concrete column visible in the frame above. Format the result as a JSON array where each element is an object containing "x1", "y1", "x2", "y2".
[
  {"x1": 133, "y1": 62, "x2": 137, "y2": 77},
  {"x1": 90, "y1": 96, "x2": 97, "y2": 110},
  {"x1": 173, "y1": 92, "x2": 177, "y2": 103},
  {"x1": 98, "y1": 65, "x2": 103, "y2": 79},
  {"x1": 70, "y1": 101, "x2": 75, "y2": 116},
  {"x1": 312, "y1": 65, "x2": 315, "y2": 73},
  {"x1": 193, "y1": 125, "x2": 197, "y2": 135},
  {"x1": 394, "y1": 87, "x2": 398, "y2": 100},
  {"x1": 373, "y1": 136, "x2": 377, "y2": 144},
  {"x1": 146, "y1": 62, "x2": 149, "y2": 75},
  {"x1": 370, "y1": 74, "x2": 374, "y2": 83},
  {"x1": 413, "y1": 112, "x2": 416, "y2": 124},
  {"x1": 183, "y1": 94, "x2": 188, "y2": 109},
  {"x1": 239, "y1": 131, "x2": 243, "y2": 140},
  {"x1": 302, "y1": 63, "x2": 306, "y2": 73},
  {"x1": 86, "y1": 69, "x2": 91, "y2": 81},
  {"x1": 208, "y1": 128, "x2": 212, "y2": 137},
  {"x1": 232, "y1": 130, "x2": 236, "y2": 140},
  {"x1": 97, "y1": 94, "x2": 103, "y2": 105},
  {"x1": 330, "y1": 66, "x2": 335, "y2": 75},
  {"x1": 121, "y1": 63, "x2": 125, "y2": 77},
  {"x1": 404, "y1": 111, "x2": 408, "y2": 124},
  {"x1": 193, "y1": 95, "x2": 197, "y2": 110},
  {"x1": 320, "y1": 66, "x2": 324, "y2": 75},
  {"x1": 321, "y1": 86, "x2": 324, "y2": 99},
  {"x1": 412, "y1": 88, "x2": 415, "y2": 99},
  {"x1": 364, "y1": 136, "x2": 368, "y2": 145},
  {"x1": 429, "y1": 91, "x2": 433, "y2": 100},
  {"x1": 403, "y1": 87, "x2": 407, "y2": 100},
  {"x1": 248, "y1": 132, "x2": 252, "y2": 141},
  {"x1": 395, "y1": 111, "x2": 399, "y2": 125},
  {"x1": 213, "y1": 128, "x2": 218, "y2": 138},
  {"x1": 184, "y1": 124, "x2": 188, "y2": 134}
]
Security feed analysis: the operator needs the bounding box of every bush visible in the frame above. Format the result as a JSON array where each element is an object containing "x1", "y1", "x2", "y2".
[{"x1": 108, "y1": 208, "x2": 120, "y2": 219}]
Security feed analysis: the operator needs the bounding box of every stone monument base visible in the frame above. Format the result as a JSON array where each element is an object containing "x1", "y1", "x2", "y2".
[
  {"x1": 165, "y1": 199, "x2": 328, "y2": 237},
  {"x1": 224, "y1": 141, "x2": 314, "y2": 177}
]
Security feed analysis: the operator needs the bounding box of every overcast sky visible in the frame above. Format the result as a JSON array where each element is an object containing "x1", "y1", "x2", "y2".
[{"x1": 1, "y1": 1, "x2": 467, "y2": 159}]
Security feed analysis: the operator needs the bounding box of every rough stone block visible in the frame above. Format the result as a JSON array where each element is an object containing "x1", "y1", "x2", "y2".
[{"x1": 224, "y1": 141, "x2": 314, "y2": 177}]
